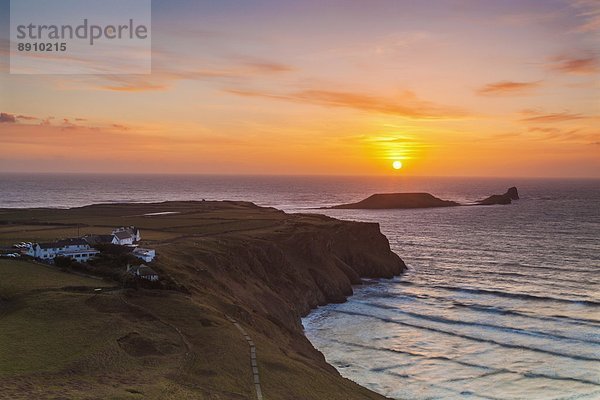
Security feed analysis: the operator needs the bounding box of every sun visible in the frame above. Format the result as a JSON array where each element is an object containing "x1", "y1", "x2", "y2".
[{"x1": 392, "y1": 160, "x2": 402, "y2": 170}]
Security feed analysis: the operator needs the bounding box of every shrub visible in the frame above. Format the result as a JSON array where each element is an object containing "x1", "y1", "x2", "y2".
[{"x1": 54, "y1": 256, "x2": 83, "y2": 271}]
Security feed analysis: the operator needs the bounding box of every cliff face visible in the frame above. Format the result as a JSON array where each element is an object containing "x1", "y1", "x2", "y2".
[
  {"x1": 163, "y1": 211, "x2": 406, "y2": 334},
  {"x1": 276, "y1": 218, "x2": 405, "y2": 320}
]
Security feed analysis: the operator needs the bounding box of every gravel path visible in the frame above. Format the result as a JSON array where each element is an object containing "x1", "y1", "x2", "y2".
[{"x1": 227, "y1": 315, "x2": 264, "y2": 400}]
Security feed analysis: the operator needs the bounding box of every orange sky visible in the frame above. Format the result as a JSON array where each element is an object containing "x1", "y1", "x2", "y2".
[{"x1": 1, "y1": 0, "x2": 599, "y2": 177}]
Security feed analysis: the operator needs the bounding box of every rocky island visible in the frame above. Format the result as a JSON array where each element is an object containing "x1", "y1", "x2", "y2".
[
  {"x1": 330, "y1": 192, "x2": 459, "y2": 209},
  {"x1": 328, "y1": 187, "x2": 519, "y2": 209},
  {"x1": 0, "y1": 201, "x2": 404, "y2": 400},
  {"x1": 476, "y1": 186, "x2": 520, "y2": 205}
]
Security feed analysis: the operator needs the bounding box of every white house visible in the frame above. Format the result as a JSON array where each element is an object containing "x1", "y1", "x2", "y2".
[
  {"x1": 112, "y1": 226, "x2": 141, "y2": 245},
  {"x1": 132, "y1": 248, "x2": 155, "y2": 262},
  {"x1": 27, "y1": 238, "x2": 99, "y2": 263},
  {"x1": 127, "y1": 264, "x2": 159, "y2": 281},
  {"x1": 113, "y1": 231, "x2": 135, "y2": 246}
]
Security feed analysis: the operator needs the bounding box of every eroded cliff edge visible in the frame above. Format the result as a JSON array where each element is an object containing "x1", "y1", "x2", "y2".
[
  {"x1": 184, "y1": 210, "x2": 407, "y2": 331},
  {"x1": 154, "y1": 203, "x2": 407, "y2": 380}
]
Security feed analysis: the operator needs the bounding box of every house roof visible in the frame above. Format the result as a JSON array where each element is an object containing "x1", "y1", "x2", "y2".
[
  {"x1": 129, "y1": 264, "x2": 158, "y2": 277},
  {"x1": 60, "y1": 249, "x2": 100, "y2": 256},
  {"x1": 84, "y1": 234, "x2": 115, "y2": 245},
  {"x1": 133, "y1": 248, "x2": 153, "y2": 254},
  {"x1": 114, "y1": 231, "x2": 133, "y2": 240},
  {"x1": 138, "y1": 266, "x2": 158, "y2": 276},
  {"x1": 38, "y1": 238, "x2": 88, "y2": 249},
  {"x1": 113, "y1": 226, "x2": 138, "y2": 234}
]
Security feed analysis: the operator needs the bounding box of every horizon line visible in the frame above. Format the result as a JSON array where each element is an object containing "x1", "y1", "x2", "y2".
[{"x1": 0, "y1": 172, "x2": 599, "y2": 180}]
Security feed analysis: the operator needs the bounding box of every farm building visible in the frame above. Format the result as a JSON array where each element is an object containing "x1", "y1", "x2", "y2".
[
  {"x1": 112, "y1": 226, "x2": 141, "y2": 245},
  {"x1": 127, "y1": 264, "x2": 159, "y2": 281},
  {"x1": 132, "y1": 248, "x2": 156, "y2": 262}
]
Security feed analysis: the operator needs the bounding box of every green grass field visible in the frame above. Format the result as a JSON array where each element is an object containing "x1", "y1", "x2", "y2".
[
  {"x1": 0, "y1": 259, "x2": 272, "y2": 400},
  {"x1": 0, "y1": 260, "x2": 206, "y2": 399},
  {"x1": 0, "y1": 260, "x2": 111, "y2": 297}
]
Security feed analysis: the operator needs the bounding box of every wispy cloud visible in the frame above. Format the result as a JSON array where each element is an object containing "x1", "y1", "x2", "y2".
[
  {"x1": 491, "y1": 132, "x2": 523, "y2": 141},
  {"x1": 527, "y1": 126, "x2": 599, "y2": 143},
  {"x1": 547, "y1": 55, "x2": 599, "y2": 75},
  {"x1": 110, "y1": 124, "x2": 130, "y2": 131},
  {"x1": 0, "y1": 113, "x2": 16, "y2": 123},
  {"x1": 94, "y1": 55, "x2": 295, "y2": 92},
  {"x1": 231, "y1": 58, "x2": 294, "y2": 73},
  {"x1": 519, "y1": 110, "x2": 587, "y2": 123},
  {"x1": 1, "y1": 124, "x2": 154, "y2": 150},
  {"x1": 477, "y1": 81, "x2": 542, "y2": 96},
  {"x1": 1, "y1": 111, "x2": 136, "y2": 133},
  {"x1": 0, "y1": 112, "x2": 239, "y2": 148},
  {"x1": 226, "y1": 88, "x2": 466, "y2": 120},
  {"x1": 16, "y1": 115, "x2": 37, "y2": 121},
  {"x1": 528, "y1": 126, "x2": 579, "y2": 139},
  {"x1": 567, "y1": 0, "x2": 600, "y2": 32},
  {"x1": 98, "y1": 79, "x2": 169, "y2": 92}
]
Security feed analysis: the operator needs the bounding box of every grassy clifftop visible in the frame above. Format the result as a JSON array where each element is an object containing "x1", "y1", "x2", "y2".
[{"x1": 0, "y1": 201, "x2": 405, "y2": 399}]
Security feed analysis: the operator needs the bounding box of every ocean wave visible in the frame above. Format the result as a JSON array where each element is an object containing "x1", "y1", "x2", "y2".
[
  {"x1": 450, "y1": 301, "x2": 600, "y2": 327},
  {"x1": 385, "y1": 370, "x2": 510, "y2": 400},
  {"x1": 355, "y1": 300, "x2": 600, "y2": 345},
  {"x1": 409, "y1": 268, "x2": 598, "y2": 287},
  {"x1": 411, "y1": 261, "x2": 599, "y2": 276},
  {"x1": 328, "y1": 338, "x2": 600, "y2": 387},
  {"x1": 331, "y1": 309, "x2": 600, "y2": 363},
  {"x1": 396, "y1": 273, "x2": 597, "y2": 299},
  {"x1": 429, "y1": 285, "x2": 600, "y2": 307},
  {"x1": 369, "y1": 289, "x2": 600, "y2": 327}
]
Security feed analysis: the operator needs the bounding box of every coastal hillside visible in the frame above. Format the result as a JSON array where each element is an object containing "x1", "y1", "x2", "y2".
[{"x1": 0, "y1": 201, "x2": 405, "y2": 399}]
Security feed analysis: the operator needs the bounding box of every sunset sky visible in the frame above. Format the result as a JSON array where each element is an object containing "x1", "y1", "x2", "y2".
[{"x1": 1, "y1": 0, "x2": 598, "y2": 177}]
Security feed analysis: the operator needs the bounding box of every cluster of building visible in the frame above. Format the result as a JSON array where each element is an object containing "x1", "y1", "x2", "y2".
[
  {"x1": 24, "y1": 226, "x2": 159, "y2": 281},
  {"x1": 84, "y1": 226, "x2": 142, "y2": 246}
]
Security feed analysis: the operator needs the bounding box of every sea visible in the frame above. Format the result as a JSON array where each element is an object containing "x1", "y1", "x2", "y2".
[{"x1": 1, "y1": 174, "x2": 598, "y2": 400}]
